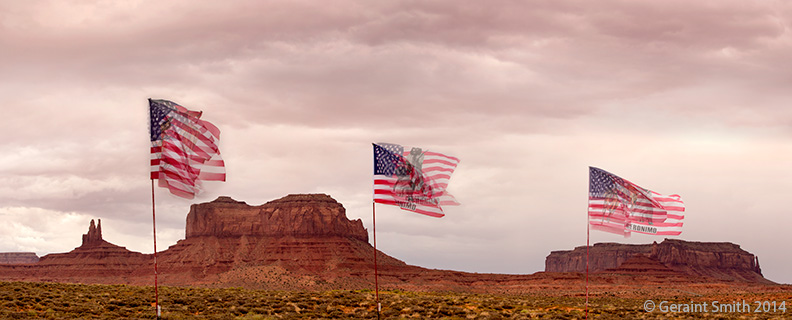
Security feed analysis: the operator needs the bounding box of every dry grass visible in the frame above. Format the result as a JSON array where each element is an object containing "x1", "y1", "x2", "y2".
[{"x1": 0, "y1": 281, "x2": 789, "y2": 319}]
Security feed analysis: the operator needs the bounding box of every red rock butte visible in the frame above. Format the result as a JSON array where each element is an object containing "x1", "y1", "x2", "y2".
[
  {"x1": 0, "y1": 194, "x2": 420, "y2": 289},
  {"x1": 545, "y1": 239, "x2": 770, "y2": 284},
  {"x1": 0, "y1": 194, "x2": 778, "y2": 291},
  {"x1": 184, "y1": 195, "x2": 368, "y2": 241},
  {"x1": 0, "y1": 253, "x2": 38, "y2": 265}
]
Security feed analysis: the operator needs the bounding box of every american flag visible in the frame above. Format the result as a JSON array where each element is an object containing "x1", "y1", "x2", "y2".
[
  {"x1": 149, "y1": 99, "x2": 225, "y2": 199},
  {"x1": 588, "y1": 167, "x2": 685, "y2": 236},
  {"x1": 373, "y1": 143, "x2": 460, "y2": 217}
]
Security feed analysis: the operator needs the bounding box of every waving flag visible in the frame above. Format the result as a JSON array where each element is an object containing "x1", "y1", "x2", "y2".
[
  {"x1": 149, "y1": 99, "x2": 225, "y2": 199},
  {"x1": 588, "y1": 167, "x2": 685, "y2": 236},
  {"x1": 373, "y1": 143, "x2": 459, "y2": 217}
]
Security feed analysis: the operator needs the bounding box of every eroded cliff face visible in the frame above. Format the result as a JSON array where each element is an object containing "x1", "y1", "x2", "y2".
[
  {"x1": 0, "y1": 253, "x2": 39, "y2": 264},
  {"x1": 81, "y1": 219, "x2": 103, "y2": 246},
  {"x1": 162, "y1": 194, "x2": 390, "y2": 282},
  {"x1": 0, "y1": 219, "x2": 147, "y2": 283},
  {"x1": 545, "y1": 239, "x2": 769, "y2": 283},
  {"x1": 545, "y1": 243, "x2": 649, "y2": 274},
  {"x1": 41, "y1": 219, "x2": 144, "y2": 263},
  {"x1": 650, "y1": 239, "x2": 765, "y2": 283},
  {"x1": 0, "y1": 195, "x2": 776, "y2": 289},
  {"x1": 185, "y1": 194, "x2": 368, "y2": 242},
  {"x1": 0, "y1": 194, "x2": 401, "y2": 288}
]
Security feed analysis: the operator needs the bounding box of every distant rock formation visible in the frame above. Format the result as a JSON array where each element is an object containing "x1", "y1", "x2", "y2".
[
  {"x1": 545, "y1": 239, "x2": 770, "y2": 283},
  {"x1": 546, "y1": 243, "x2": 649, "y2": 273},
  {"x1": 0, "y1": 252, "x2": 39, "y2": 264},
  {"x1": 159, "y1": 194, "x2": 402, "y2": 283},
  {"x1": 0, "y1": 195, "x2": 776, "y2": 290},
  {"x1": 0, "y1": 194, "x2": 410, "y2": 288},
  {"x1": 30, "y1": 219, "x2": 148, "y2": 282},
  {"x1": 81, "y1": 219, "x2": 103, "y2": 245},
  {"x1": 185, "y1": 194, "x2": 368, "y2": 242}
]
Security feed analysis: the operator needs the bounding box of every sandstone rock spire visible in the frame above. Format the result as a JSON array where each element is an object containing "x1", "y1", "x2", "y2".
[{"x1": 81, "y1": 219, "x2": 103, "y2": 246}]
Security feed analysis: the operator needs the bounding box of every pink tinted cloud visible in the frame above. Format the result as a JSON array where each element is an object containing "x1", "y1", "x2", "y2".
[{"x1": 1, "y1": 1, "x2": 792, "y2": 283}]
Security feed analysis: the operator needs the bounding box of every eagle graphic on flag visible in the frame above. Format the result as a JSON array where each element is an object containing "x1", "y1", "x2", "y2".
[
  {"x1": 588, "y1": 167, "x2": 685, "y2": 236},
  {"x1": 373, "y1": 143, "x2": 459, "y2": 217}
]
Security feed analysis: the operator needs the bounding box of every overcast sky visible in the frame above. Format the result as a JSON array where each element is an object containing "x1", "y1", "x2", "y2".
[{"x1": 1, "y1": 1, "x2": 791, "y2": 284}]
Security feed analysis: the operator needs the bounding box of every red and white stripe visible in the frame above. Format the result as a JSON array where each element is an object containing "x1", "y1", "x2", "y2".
[
  {"x1": 589, "y1": 191, "x2": 685, "y2": 237},
  {"x1": 151, "y1": 105, "x2": 225, "y2": 199},
  {"x1": 374, "y1": 146, "x2": 460, "y2": 218}
]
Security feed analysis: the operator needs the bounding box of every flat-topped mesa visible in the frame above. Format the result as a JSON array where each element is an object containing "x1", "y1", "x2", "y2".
[
  {"x1": 185, "y1": 194, "x2": 368, "y2": 242},
  {"x1": 0, "y1": 252, "x2": 39, "y2": 264},
  {"x1": 545, "y1": 239, "x2": 769, "y2": 283}
]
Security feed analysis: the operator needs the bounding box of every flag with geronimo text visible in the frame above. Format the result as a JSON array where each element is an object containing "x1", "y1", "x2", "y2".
[
  {"x1": 588, "y1": 167, "x2": 685, "y2": 236},
  {"x1": 149, "y1": 99, "x2": 225, "y2": 199},
  {"x1": 373, "y1": 143, "x2": 460, "y2": 217}
]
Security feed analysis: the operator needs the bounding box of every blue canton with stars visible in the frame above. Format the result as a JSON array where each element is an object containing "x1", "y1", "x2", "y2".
[
  {"x1": 149, "y1": 99, "x2": 176, "y2": 142},
  {"x1": 589, "y1": 167, "x2": 624, "y2": 197},
  {"x1": 373, "y1": 143, "x2": 406, "y2": 175}
]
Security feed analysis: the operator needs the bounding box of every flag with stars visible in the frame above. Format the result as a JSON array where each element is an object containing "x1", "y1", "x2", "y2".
[
  {"x1": 588, "y1": 167, "x2": 685, "y2": 236},
  {"x1": 149, "y1": 99, "x2": 225, "y2": 199},
  {"x1": 373, "y1": 142, "x2": 460, "y2": 217}
]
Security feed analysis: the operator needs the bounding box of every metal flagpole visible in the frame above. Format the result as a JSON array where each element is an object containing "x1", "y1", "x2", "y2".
[
  {"x1": 372, "y1": 200, "x2": 380, "y2": 320},
  {"x1": 585, "y1": 167, "x2": 591, "y2": 320},
  {"x1": 586, "y1": 214, "x2": 589, "y2": 320},
  {"x1": 151, "y1": 179, "x2": 161, "y2": 319}
]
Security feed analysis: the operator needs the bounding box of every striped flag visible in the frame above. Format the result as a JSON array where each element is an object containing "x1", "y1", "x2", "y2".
[
  {"x1": 149, "y1": 99, "x2": 225, "y2": 199},
  {"x1": 588, "y1": 167, "x2": 685, "y2": 236},
  {"x1": 373, "y1": 143, "x2": 460, "y2": 217}
]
